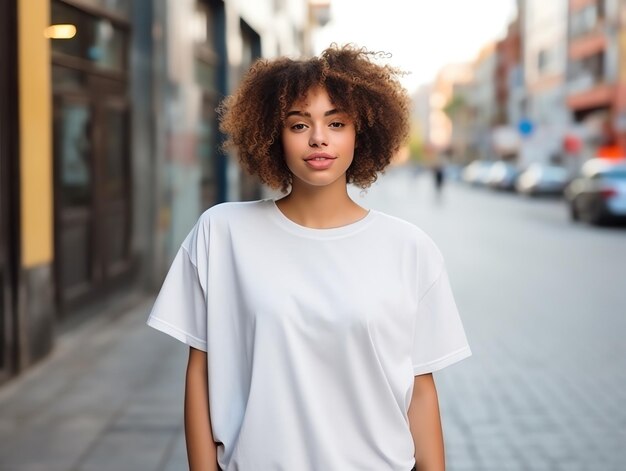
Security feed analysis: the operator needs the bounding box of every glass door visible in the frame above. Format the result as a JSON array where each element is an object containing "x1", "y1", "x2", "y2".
[
  {"x1": 51, "y1": 0, "x2": 133, "y2": 312},
  {"x1": 100, "y1": 98, "x2": 132, "y2": 277},
  {"x1": 53, "y1": 95, "x2": 98, "y2": 304}
]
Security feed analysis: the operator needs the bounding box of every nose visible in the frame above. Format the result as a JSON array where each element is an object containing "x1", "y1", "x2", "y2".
[{"x1": 308, "y1": 125, "x2": 328, "y2": 147}]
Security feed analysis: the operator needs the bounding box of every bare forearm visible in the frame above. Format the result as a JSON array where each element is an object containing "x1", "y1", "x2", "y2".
[
  {"x1": 407, "y1": 373, "x2": 445, "y2": 471},
  {"x1": 185, "y1": 348, "x2": 219, "y2": 471}
]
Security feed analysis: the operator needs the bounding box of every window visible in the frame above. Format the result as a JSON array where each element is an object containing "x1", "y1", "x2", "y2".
[
  {"x1": 570, "y1": 4, "x2": 599, "y2": 39},
  {"x1": 51, "y1": 0, "x2": 129, "y2": 73},
  {"x1": 57, "y1": 103, "x2": 92, "y2": 208},
  {"x1": 569, "y1": 52, "x2": 605, "y2": 83},
  {"x1": 72, "y1": 0, "x2": 131, "y2": 17},
  {"x1": 537, "y1": 49, "x2": 549, "y2": 73}
]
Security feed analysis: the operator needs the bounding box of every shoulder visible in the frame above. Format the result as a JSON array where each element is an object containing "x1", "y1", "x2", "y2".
[
  {"x1": 373, "y1": 211, "x2": 448, "y2": 296},
  {"x1": 198, "y1": 199, "x2": 269, "y2": 225},
  {"x1": 373, "y1": 210, "x2": 444, "y2": 263},
  {"x1": 192, "y1": 199, "x2": 271, "y2": 235},
  {"x1": 182, "y1": 199, "x2": 269, "y2": 254}
]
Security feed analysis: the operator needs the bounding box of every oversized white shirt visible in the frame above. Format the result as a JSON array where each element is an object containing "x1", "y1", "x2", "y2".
[{"x1": 147, "y1": 198, "x2": 471, "y2": 471}]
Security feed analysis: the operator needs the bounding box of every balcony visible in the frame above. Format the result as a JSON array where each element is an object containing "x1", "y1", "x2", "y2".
[
  {"x1": 567, "y1": 72, "x2": 601, "y2": 94},
  {"x1": 570, "y1": 0, "x2": 597, "y2": 12},
  {"x1": 569, "y1": 30, "x2": 606, "y2": 60},
  {"x1": 566, "y1": 82, "x2": 614, "y2": 111}
]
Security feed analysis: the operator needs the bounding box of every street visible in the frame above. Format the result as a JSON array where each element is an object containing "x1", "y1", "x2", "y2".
[{"x1": 1, "y1": 166, "x2": 625, "y2": 470}]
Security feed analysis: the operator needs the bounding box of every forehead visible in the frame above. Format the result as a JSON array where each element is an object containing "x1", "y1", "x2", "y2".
[{"x1": 289, "y1": 86, "x2": 333, "y2": 109}]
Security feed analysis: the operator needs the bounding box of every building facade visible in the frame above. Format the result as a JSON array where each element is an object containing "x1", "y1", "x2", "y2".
[
  {"x1": 436, "y1": 0, "x2": 626, "y2": 171},
  {"x1": 618, "y1": 0, "x2": 626, "y2": 149},
  {"x1": 566, "y1": 0, "x2": 622, "y2": 162},
  {"x1": 0, "y1": 0, "x2": 20, "y2": 382},
  {"x1": 1, "y1": 0, "x2": 318, "y2": 385},
  {"x1": 520, "y1": 0, "x2": 571, "y2": 166},
  {"x1": 493, "y1": 13, "x2": 525, "y2": 161}
]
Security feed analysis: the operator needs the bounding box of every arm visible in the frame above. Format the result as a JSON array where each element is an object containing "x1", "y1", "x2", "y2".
[
  {"x1": 407, "y1": 373, "x2": 445, "y2": 471},
  {"x1": 185, "y1": 346, "x2": 219, "y2": 471}
]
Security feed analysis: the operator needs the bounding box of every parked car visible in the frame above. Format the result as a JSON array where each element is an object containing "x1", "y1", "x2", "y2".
[
  {"x1": 515, "y1": 163, "x2": 569, "y2": 196},
  {"x1": 486, "y1": 161, "x2": 520, "y2": 191},
  {"x1": 462, "y1": 160, "x2": 494, "y2": 186},
  {"x1": 565, "y1": 158, "x2": 626, "y2": 225}
]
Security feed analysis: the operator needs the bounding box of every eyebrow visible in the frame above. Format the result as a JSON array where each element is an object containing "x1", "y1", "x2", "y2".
[{"x1": 286, "y1": 109, "x2": 341, "y2": 118}]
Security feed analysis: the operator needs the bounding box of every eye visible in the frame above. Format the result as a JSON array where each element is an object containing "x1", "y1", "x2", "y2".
[
  {"x1": 290, "y1": 123, "x2": 307, "y2": 131},
  {"x1": 329, "y1": 122, "x2": 345, "y2": 128}
]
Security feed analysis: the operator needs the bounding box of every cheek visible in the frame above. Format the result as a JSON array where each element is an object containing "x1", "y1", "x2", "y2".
[
  {"x1": 281, "y1": 130, "x2": 304, "y2": 153},
  {"x1": 280, "y1": 133, "x2": 295, "y2": 161},
  {"x1": 342, "y1": 131, "x2": 357, "y2": 154},
  {"x1": 280, "y1": 138, "x2": 304, "y2": 175}
]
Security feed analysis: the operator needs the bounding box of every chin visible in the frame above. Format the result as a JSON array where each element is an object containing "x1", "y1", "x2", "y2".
[{"x1": 293, "y1": 175, "x2": 347, "y2": 189}]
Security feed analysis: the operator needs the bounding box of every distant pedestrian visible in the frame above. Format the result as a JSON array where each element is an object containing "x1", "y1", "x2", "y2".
[
  {"x1": 433, "y1": 164, "x2": 445, "y2": 192},
  {"x1": 147, "y1": 45, "x2": 471, "y2": 471}
]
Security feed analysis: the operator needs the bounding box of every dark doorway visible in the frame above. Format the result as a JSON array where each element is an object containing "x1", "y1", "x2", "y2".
[{"x1": 0, "y1": 0, "x2": 19, "y2": 382}]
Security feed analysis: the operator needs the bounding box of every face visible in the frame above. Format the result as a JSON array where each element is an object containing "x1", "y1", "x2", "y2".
[{"x1": 281, "y1": 86, "x2": 356, "y2": 191}]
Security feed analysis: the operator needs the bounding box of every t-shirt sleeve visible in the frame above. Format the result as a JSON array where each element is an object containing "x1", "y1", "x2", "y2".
[
  {"x1": 146, "y1": 219, "x2": 208, "y2": 352},
  {"x1": 412, "y1": 255, "x2": 472, "y2": 376}
]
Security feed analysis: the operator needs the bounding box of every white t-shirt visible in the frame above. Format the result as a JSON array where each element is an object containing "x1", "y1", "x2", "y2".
[{"x1": 147, "y1": 198, "x2": 471, "y2": 471}]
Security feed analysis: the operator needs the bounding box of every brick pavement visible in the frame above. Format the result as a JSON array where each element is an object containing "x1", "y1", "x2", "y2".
[{"x1": 0, "y1": 295, "x2": 188, "y2": 471}]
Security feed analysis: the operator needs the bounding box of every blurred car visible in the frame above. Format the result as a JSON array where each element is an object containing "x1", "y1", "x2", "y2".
[
  {"x1": 515, "y1": 163, "x2": 569, "y2": 196},
  {"x1": 462, "y1": 160, "x2": 494, "y2": 186},
  {"x1": 485, "y1": 161, "x2": 520, "y2": 191},
  {"x1": 565, "y1": 158, "x2": 626, "y2": 225}
]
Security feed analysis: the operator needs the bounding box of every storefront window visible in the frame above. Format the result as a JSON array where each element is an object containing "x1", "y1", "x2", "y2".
[
  {"x1": 51, "y1": 0, "x2": 128, "y2": 72},
  {"x1": 195, "y1": 59, "x2": 216, "y2": 90},
  {"x1": 52, "y1": 65, "x2": 85, "y2": 92},
  {"x1": 104, "y1": 106, "x2": 128, "y2": 196},
  {"x1": 57, "y1": 103, "x2": 92, "y2": 208},
  {"x1": 90, "y1": 19, "x2": 125, "y2": 71},
  {"x1": 72, "y1": 0, "x2": 131, "y2": 17}
]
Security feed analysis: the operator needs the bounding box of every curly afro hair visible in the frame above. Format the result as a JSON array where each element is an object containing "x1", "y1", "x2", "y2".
[{"x1": 218, "y1": 44, "x2": 410, "y2": 194}]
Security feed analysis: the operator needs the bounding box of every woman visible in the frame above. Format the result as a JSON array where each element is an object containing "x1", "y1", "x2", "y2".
[{"x1": 147, "y1": 45, "x2": 471, "y2": 471}]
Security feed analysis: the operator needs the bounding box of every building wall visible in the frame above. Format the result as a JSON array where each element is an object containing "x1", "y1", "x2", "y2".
[
  {"x1": 0, "y1": 0, "x2": 20, "y2": 383},
  {"x1": 521, "y1": 0, "x2": 571, "y2": 166},
  {"x1": 130, "y1": 0, "x2": 157, "y2": 292},
  {"x1": 411, "y1": 84, "x2": 433, "y2": 161},
  {"x1": 17, "y1": 0, "x2": 55, "y2": 369},
  {"x1": 152, "y1": 0, "x2": 313, "y2": 275},
  {"x1": 2, "y1": 0, "x2": 315, "y2": 383},
  {"x1": 429, "y1": 63, "x2": 473, "y2": 159},
  {"x1": 605, "y1": 0, "x2": 620, "y2": 82},
  {"x1": 508, "y1": 64, "x2": 526, "y2": 134},
  {"x1": 155, "y1": 0, "x2": 215, "y2": 266},
  {"x1": 18, "y1": 0, "x2": 53, "y2": 269},
  {"x1": 524, "y1": 0, "x2": 569, "y2": 125},
  {"x1": 467, "y1": 45, "x2": 498, "y2": 161},
  {"x1": 618, "y1": 0, "x2": 626, "y2": 148}
]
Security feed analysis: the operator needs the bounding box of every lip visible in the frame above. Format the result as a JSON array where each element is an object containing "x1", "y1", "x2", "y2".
[
  {"x1": 304, "y1": 153, "x2": 336, "y2": 161},
  {"x1": 304, "y1": 153, "x2": 336, "y2": 170}
]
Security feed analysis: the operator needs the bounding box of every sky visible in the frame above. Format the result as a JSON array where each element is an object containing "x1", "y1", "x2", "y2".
[{"x1": 312, "y1": 0, "x2": 517, "y2": 93}]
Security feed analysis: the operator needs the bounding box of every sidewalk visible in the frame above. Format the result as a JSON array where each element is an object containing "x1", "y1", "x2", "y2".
[{"x1": 0, "y1": 294, "x2": 189, "y2": 471}]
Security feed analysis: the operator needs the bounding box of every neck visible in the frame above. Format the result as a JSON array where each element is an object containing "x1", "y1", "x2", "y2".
[{"x1": 276, "y1": 180, "x2": 367, "y2": 229}]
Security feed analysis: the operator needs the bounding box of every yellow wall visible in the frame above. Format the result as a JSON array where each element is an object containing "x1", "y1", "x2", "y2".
[{"x1": 18, "y1": 0, "x2": 53, "y2": 267}]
